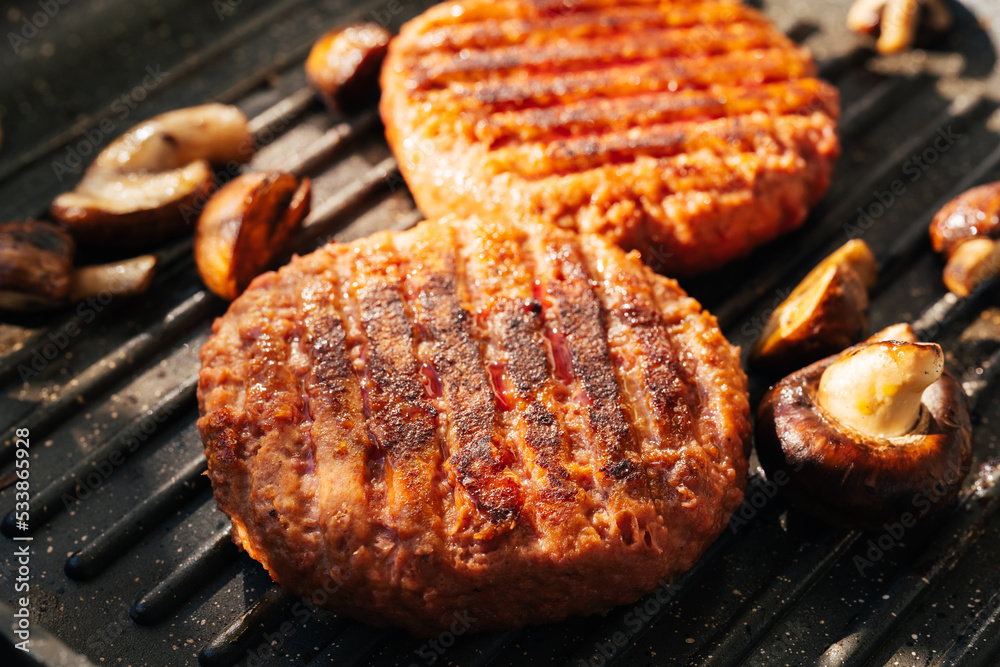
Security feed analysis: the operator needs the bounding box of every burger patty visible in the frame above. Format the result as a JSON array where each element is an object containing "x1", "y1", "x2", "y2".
[
  {"x1": 197, "y1": 216, "x2": 751, "y2": 635},
  {"x1": 380, "y1": 0, "x2": 841, "y2": 275}
]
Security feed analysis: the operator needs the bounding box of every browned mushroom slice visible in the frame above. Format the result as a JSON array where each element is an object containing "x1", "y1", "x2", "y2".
[
  {"x1": 930, "y1": 181, "x2": 1000, "y2": 297},
  {"x1": 755, "y1": 330, "x2": 972, "y2": 530},
  {"x1": 0, "y1": 220, "x2": 75, "y2": 310},
  {"x1": 751, "y1": 239, "x2": 878, "y2": 373},
  {"x1": 50, "y1": 104, "x2": 253, "y2": 247},
  {"x1": 68, "y1": 255, "x2": 159, "y2": 302},
  {"x1": 194, "y1": 172, "x2": 311, "y2": 301},
  {"x1": 50, "y1": 162, "x2": 216, "y2": 247},
  {"x1": 305, "y1": 23, "x2": 391, "y2": 113}
]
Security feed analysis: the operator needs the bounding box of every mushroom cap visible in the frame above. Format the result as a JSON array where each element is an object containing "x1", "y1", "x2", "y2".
[
  {"x1": 305, "y1": 23, "x2": 391, "y2": 113},
  {"x1": 929, "y1": 180, "x2": 1000, "y2": 256},
  {"x1": 51, "y1": 161, "x2": 216, "y2": 247},
  {"x1": 755, "y1": 346, "x2": 972, "y2": 530},
  {"x1": 0, "y1": 219, "x2": 75, "y2": 309}
]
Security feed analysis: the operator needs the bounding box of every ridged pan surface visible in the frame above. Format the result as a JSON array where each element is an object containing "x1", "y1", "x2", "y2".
[
  {"x1": 197, "y1": 216, "x2": 750, "y2": 635},
  {"x1": 380, "y1": 0, "x2": 842, "y2": 275}
]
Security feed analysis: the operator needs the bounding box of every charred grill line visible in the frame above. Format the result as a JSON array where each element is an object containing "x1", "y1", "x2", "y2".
[
  {"x1": 409, "y1": 234, "x2": 523, "y2": 528},
  {"x1": 479, "y1": 79, "x2": 838, "y2": 146},
  {"x1": 353, "y1": 267, "x2": 442, "y2": 539},
  {"x1": 410, "y1": 3, "x2": 755, "y2": 55},
  {"x1": 407, "y1": 21, "x2": 790, "y2": 86},
  {"x1": 431, "y1": 48, "x2": 817, "y2": 109},
  {"x1": 531, "y1": 232, "x2": 651, "y2": 503}
]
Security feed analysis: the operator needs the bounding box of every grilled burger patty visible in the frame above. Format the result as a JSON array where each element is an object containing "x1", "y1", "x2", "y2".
[
  {"x1": 198, "y1": 216, "x2": 751, "y2": 634},
  {"x1": 380, "y1": 0, "x2": 841, "y2": 275}
]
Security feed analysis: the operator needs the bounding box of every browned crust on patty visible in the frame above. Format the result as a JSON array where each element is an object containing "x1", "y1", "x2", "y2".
[
  {"x1": 380, "y1": 0, "x2": 841, "y2": 275},
  {"x1": 197, "y1": 216, "x2": 750, "y2": 634}
]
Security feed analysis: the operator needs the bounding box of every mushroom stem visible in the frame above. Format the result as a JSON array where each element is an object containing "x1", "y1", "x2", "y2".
[
  {"x1": 943, "y1": 238, "x2": 1000, "y2": 297},
  {"x1": 68, "y1": 255, "x2": 158, "y2": 302},
  {"x1": 817, "y1": 341, "x2": 943, "y2": 438}
]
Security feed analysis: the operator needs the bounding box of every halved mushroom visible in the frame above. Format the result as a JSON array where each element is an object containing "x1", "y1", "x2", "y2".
[
  {"x1": 305, "y1": 23, "x2": 391, "y2": 113},
  {"x1": 195, "y1": 171, "x2": 311, "y2": 301},
  {"x1": 751, "y1": 239, "x2": 878, "y2": 373},
  {"x1": 929, "y1": 181, "x2": 1000, "y2": 297},
  {"x1": 0, "y1": 220, "x2": 158, "y2": 311},
  {"x1": 847, "y1": 0, "x2": 953, "y2": 54},
  {"x1": 755, "y1": 325, "x2": 972, "y2": 530},
  {"x1": 50, "y1": 104, "x2": 253, "y2": 247}
]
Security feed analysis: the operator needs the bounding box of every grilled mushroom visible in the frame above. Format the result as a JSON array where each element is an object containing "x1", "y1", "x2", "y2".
[
  {"x1": 50, "y1": 104, "x2": 253, "y2": 247},
  {"x1": 0, "y1": 220, "x2": 75, "y2": 311},
  {"x1": 848, "y1": 0, "x2": 953, "y2": 54},
  {"x1": 305, "y1": 23, "x2": 391, "y2": 113},
  {"x1": 929, "y1": 181, "x2": 1000, "y2": 297},
  {"x1": 751, "y1": 240, "x2": 878, "y2": 373},
  {"x1": 755, "y1": 325, "x2": 972, "y2": 530},
  {"x1": 0, "y1": 220, "x2": 157, "y2": 311},
  {"x1": 194, "y1": 171, "x2": 311, "y2": 301}
]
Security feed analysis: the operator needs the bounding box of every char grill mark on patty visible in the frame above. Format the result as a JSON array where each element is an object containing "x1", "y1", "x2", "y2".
[
  {"x1": 409, "y1": 2, "x2": 757, "y2": 53},
  {"x1": 486, "y1": 113, "x2": 838, "y2": 180},
  {"x1": 419, "y1": 47, "x2": 815, "y2": 106},
  {"x1": 406, "y1": 20, "x2": 786, "y2": 87},
  {"x1": 479, "y1": 80, "x2": 839, "y2": 146},
  {"x1": 350, "y1": 246, "x2": 443, "y2": 541},
  {"x1": 299, "y1": 272, "x2": 372, "y2": 564},
  {"x1": 405, "y1": 224, "x2": 524, "y2": 531},
  {"x1": 530, "y1": 229, "x2": 651, "y2": 505},
  {"x1": 456, "y1": 220, "x2": 583, "y2": 533},
  {"x1": 580, "y1": 242, "x2": 700, "y2": 490}
]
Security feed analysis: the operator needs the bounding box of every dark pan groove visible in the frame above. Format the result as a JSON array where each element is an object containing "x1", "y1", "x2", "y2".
[
  {"x1": 198, "y1": 587, "x2": 298, "y2": 667},
  {"x1": 64, "y1": 452, "x2": 209, "y2": 581},
  {"x1": 130, "y1": 525, "x2": 238, "y2": 625},
  {"x1": 0, "y1": 290, "x2": 214, "y2": 466},
  {"x1": 817, "y1": 460, "x2": 1000, "y2": 667},
  {"x1": 0, "y1": 375, "x2": 196, "y2": 536}
]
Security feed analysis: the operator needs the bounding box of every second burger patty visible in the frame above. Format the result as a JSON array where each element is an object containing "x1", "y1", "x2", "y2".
[
  {"x1": 380, "y1": 0, "x2": 841, "y2": 275},
  {"x1": 198, "y1": 216, "x2": 751, "y2": 635}
]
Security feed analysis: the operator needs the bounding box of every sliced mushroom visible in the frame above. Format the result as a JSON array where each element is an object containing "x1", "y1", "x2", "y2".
[
  {"x1": 51, "y1": 104, "x2": 253, "y2": 247},
  {"x1": 848, "y1": 0, "x2": 953, "y2": 54},
  {"x1": 0, "y1": 219, "x2": 158, "y2": 311},
  {"x1": 751, "y1": 239, "x2": 878, "y2": 373},
  {"x1": 0, "y1": 220, "x2": 75, "y2": 311},
  {"x1": 306, "y1": 23, "x2": 391, "y2": 113},
  {"x1": 68, "y1": 255, "x2": 158, "y2": 302},
  {"x1": 195, "y1": 172, "x2": 311, "y2": 301},
  {"x1": 929, "y1": 181, "x2": 1000, "y2": 297},
  {"x1": 755, "y1": 327, "x2": 972, "y2": 530}
]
